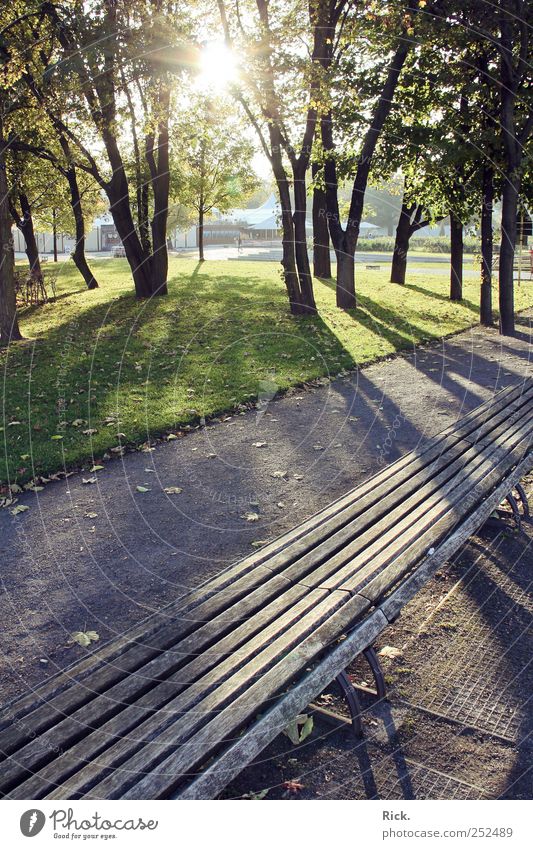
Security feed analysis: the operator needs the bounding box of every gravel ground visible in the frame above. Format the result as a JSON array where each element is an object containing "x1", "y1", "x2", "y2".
[{"x1": 0, "y1": 310, "x2": 531, "y2": 799}]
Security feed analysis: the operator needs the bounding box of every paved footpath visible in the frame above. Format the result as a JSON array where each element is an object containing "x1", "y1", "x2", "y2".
[{"x1": 1, "y1": 312, "x2": 531, "y2": 704}]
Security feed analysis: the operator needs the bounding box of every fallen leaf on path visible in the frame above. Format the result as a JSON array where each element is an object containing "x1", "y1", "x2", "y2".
[
  {"x1": 282, "y1": 780, "x2": 304, "y2": 794},
  {"x1": 136, "y1": 486, "x2": 151, "y2": 493},
  {"x1": 11, "y1": 505, "x2": 29, "y2": 515},
  {"x1": 271, "y1": 470, "x2": 287, "y2": 479},
  {"x1": 241, "y1": 511, "x2": 260, "y2": 522},
  {"x1": 378, "y1": 645, "x2": 402, "y2": 659},
  {"x1": 164, "y1": 487, "x2": 183, "y2": 494},
  {"x1": 82, "y1": 477, "x2": 97, "y2": 485}
]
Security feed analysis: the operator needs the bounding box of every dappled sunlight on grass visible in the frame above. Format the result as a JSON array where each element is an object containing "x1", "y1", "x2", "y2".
[{"x1": 1, "y1": 258, "x2": 531, "y2": 486}]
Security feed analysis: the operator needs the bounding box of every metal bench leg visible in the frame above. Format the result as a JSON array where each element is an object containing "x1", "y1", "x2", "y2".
[
  {"x1": 335, "y1": 670, "x2": 363, "y2": 737},
  {"x1": 514, "y1": 483, "x2": 530, "y2": 519},
  {"x1": 363, "y1": 646, "x2": 387, "y2": 700},
  {"x1": 505, "y1": 492, "x2": 522, "y2": 530}
]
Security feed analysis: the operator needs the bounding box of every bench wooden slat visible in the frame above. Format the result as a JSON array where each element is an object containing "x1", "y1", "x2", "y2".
[
  {"x1": 65, "y1": 591, "x2": 360, "y2": 800},
  {"x1": 116, "y1": 596, "x2": 387, "y2": 800},
  {"x1": 0, "y1": 575, "x2": 312, "y2": 795},
  {"x1": 358, "y1": 429, "x2": 532, "y2": 602},
  {"x1": 284, "y1": 402, "x2": 533, "y2": 592},
  {"x1": 8, "y1": 581, "x2": 351, "y2": 800}
]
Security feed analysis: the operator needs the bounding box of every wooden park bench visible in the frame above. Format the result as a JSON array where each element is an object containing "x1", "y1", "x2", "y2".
[{"x1": 0, "y1": 378, "x2": 531, "y2": 800}]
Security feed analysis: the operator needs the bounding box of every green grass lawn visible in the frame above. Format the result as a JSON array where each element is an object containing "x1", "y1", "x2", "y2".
[{"x1": 1, "y1": 257, "x2": 531, "y2": 489}]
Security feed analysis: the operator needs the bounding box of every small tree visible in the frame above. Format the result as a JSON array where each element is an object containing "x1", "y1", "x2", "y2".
[{"x1": 174, "y1": 99, "x2": 258, "y2": 261}]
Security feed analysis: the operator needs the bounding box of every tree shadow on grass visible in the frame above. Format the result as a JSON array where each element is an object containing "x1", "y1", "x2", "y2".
[{"x1": 404, "y1": 282, "x2": 478, "y2": 314}]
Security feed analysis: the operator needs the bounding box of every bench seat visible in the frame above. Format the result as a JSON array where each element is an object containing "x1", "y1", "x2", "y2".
[{"x1": 0, "y1": 378, "x2": 531, "y2": 800}]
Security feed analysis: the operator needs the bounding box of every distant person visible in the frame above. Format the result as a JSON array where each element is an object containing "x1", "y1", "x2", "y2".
[{"x1": 237, "y1": 234, "x2": 242, "y2": 254}]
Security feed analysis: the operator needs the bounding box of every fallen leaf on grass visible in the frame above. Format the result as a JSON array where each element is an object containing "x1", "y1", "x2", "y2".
[
  {"x1": 70, "y1": 630, "x2": 99, "y2": 648},
  {"x1": 50, "y1": 435, "x2": 63, "y2": 441},
  {"x1": 82, "y1": 429, "x2": 98, "y2": 436}
]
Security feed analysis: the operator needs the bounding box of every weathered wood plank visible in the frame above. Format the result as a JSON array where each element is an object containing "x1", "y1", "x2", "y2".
[
  {"x1": 320, "y1": 418, "x2": 533, "y2": 595},
  {"x1": 120, "y1": 600, "x2": 386, "y2": 800},
  {"x1": 378, "y1": 453, "x2": 533, "y2": 622},
  {"x1": 288, "y1": 410, "x2": 532, "y2": 592},
  {"x1": 10, "y1": 581, "x2": 345, "y2": 800},
  {"x1": 358, "y1": 432, "x2": 532, "y2": 602},
  {"x1": 0, "y1": 564, "x2": 284, "y2": 761},
  {"x1": 0, "y1": 575, "x2": 312, "y2": 796},
  {"x1": 75, "y1": 591, "x2": 361, "y2": 800},
  {"x1": 174, "y1": 610, "x2": 389, "y2": 800}
]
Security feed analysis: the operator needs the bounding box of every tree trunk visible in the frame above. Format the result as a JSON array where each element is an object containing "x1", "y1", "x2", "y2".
[
  {"x1": 0, "y1": 145, "x2": 22, "y2": 344},
  {"x1": 499, "y1": 170, "x2": 519, "y2": 335},
  {"x1": 147, "y1": 88, "x2": 170, "y2": 296},
  {"x1": 480, "y1": 164, "x2": 493, "y2": 326},
  {"x1": 52, "y1": 209, "x2": 58, "y2": 262},
  {"x1": 198, "y1": 206, "x2": 205, "y2": 262},
  {"x1": 391, "y1": 201, "x2": 412, "y2": 285},
  {"x1": 268, "y1": 124, "x2": 303, "y2": 314},
  {"x1": 312, "y1": 164, "x2": 331, "y2": 278},
  {"x1": 336, "y1": 249, "x2": 356, "y2": 309},
  {"x1": 292, "y1": 167, "x2": 316, "y2": 315},
  {"x1": 65, "y1": 166, "x2": 99, "y2": 289},
  {"x1": 450, "y1": 211, "x2": 463, "y2": 301},
  {"x1": 107, "y1": 177, "x2": 153, "y2": 298},
  {"x1": 17, "y1": 193, "x2": 43, "y2": 282}
]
